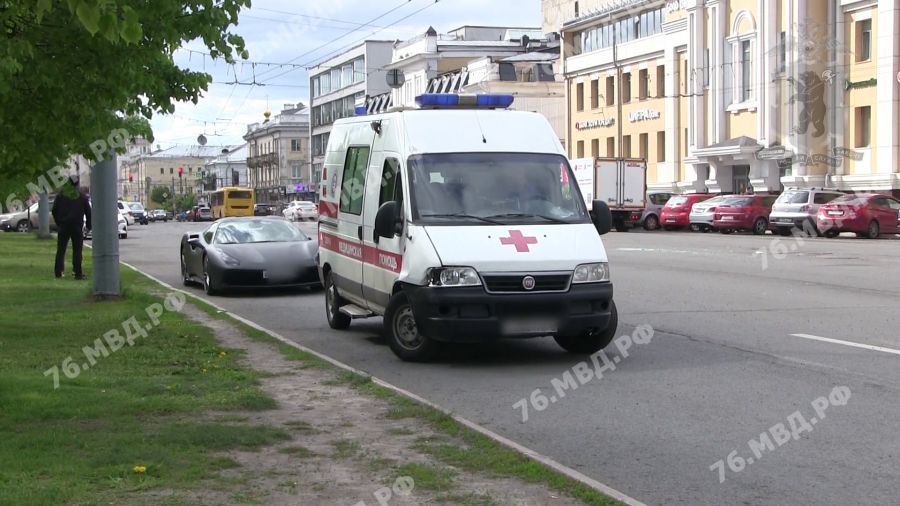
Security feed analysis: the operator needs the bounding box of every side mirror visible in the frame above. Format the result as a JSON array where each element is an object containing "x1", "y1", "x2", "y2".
[
  {"x1": 590, "y1": 200, "x2": 612, "y2": 236},
  {"x1": 187, "y1": 233, "x2": 201, "y2": 245},
  {"x1": 374, "y1": 201, "x2": 401, "y2": 241}
]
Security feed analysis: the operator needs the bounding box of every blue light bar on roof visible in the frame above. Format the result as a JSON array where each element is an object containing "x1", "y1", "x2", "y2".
[{"x1": 415, "y1": 93, "x2": 515, "y2": 109}]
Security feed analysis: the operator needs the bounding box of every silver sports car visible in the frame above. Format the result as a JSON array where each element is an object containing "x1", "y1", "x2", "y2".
[{"x1": 180, "y1": 217, "x2": 320, "y2": 295}]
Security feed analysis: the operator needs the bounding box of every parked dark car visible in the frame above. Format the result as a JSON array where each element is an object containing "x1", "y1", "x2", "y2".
[
  {"x1": 254, "y1": 203, "x2": 277, "y2": 216},
  {"x1": 817, "y1": 193, "x2": 900, "y2": 239},
  {"x1": 179, "y1": 217, "x2": 321, "y2": 294},
  {"x1": 712, "y1": 195, "x2": 779, "y2": 235}
]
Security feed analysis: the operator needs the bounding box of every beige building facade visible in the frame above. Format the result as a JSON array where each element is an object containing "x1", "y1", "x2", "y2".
[{"x1": 558, "y1": 0, "x2": 900, "y2": 196}]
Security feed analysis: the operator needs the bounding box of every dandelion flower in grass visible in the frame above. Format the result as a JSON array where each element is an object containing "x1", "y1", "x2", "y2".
[
  {"x1": 218, "y1": 351, "x2": 227, "y2": 358},
  {"x1": 133, "y1": 465, "x2": 147, "y2": 474},
  {"x1": 202, "y1": 368, "x2": 208, "y2": 373}
]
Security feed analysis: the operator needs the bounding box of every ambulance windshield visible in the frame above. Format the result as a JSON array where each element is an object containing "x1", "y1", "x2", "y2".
[{"x1": 408, "y1": 153, "x2": 590, "y2": 225}]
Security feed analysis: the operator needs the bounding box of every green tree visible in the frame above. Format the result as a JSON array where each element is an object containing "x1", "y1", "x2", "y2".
[
  {"x1": 150, "y1": 185, "x2": 172, "y2": 207},
  {"x1": 0, "y1": 0, "x2": 250, "y2": 190},
  {"x1": 175, "y1": 192, "x2": 196, "y2": 212}
]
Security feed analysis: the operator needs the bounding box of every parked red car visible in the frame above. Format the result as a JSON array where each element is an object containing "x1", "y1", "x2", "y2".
[
  {"x1": 712, "y1": 195, "x2": 779, "y2": 235},
  {"x1": 660, "y1": 194, "x2": 714, "y2": 230},
  {"x1": 817, "y1": 193, "x2": 900, "y2": 239}
]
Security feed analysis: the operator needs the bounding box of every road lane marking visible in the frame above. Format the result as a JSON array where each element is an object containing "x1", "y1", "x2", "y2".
[
  {"x1": 790, "y1": 334, "x2": 900, "y2": 357},
  {"x1": 118, "y1": 260, "x2": 648, "y2": 506}
]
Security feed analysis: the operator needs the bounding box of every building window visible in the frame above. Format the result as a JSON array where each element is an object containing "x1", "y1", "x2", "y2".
[
  {"x1": 576, "y1": 140, "x2": 585, "y2": 158},
  {"x1": 606, "y1": 76, "x2": 615, "y2": 106},
  {"x1": 321, "y1": 73, "x2": 330, "y2": 95},
  {"x1": 622, "y1": 72, "x2": 631, "y2": 102},
  {"x1": 590, "y1": 79, "x2": 599, "y2": 109},
  {"x1": 574, "y1": 1, "x2": 579, "y2": 18},
  {"x1": 169, "y1": 167, "x2": 173, "y2": 174},
  {"x1": 683, "y1": 58, "x2": 688, "y2": 94},
  {"x1": 639, "y1": 133, "x2": 648, "y2": 160},
  {"x1": 292, "y1": 162, "x2": 302, "y2": 179},
  {"x1": 160, "y1": 168, "x2": 164, "y2": 175},
  {"x1": 855, "y1": 106, "x2": 871, "y2": 148},
  {"x1": 657, "y1": 131, "x2": 666, "y2": 162},
  {"x1": 576, "y1": 82, "x2": 585, "y2": 111},
  {"x1": 591, "y1": 139, "x2": 599, "y2": 158},
  {"x1": 684, "y1": 128, "x2": 689, "y2": 155},
  {"x1": 291, "y1": 139, "x2": 301, "y2": 152},
  {"x1": 607, "y1": 137, "x2": 615, "y2": 157},
  {"x1": 740, "y1": 40, "x2": 752, "y2": 102},
  {"x1": 656, "y1": 65, "x2": 665, "y2": 97},
  {"x1": 354, "y1": 58, "x2": 365, "y2": 83},
  {"x1": 331, "y1": 68, "x2": 341, "y2": 91},
  {"x1": 623, "y1": 135, "x2": 632, "y2": 158},
  {"x1": 856, "y1": 19, "x2": 872, "y2": 62},
  {"x1": 342, "y1": 64, "x2": 353, "y2": 89},
  {"x1": 639, "y1": 69, "x2": 649, "y2": 100},
  {"x1": 778, "y1": 31, "x2": 786, "y2": 73}
]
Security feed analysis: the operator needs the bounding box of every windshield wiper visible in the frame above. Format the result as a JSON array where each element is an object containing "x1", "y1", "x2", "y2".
[
  {"x1": 420, "y1": 213, "x2": 503, "y2": 225},
  {"x1": 484, "y1": 213, "x2": 569, "y2": 224}
]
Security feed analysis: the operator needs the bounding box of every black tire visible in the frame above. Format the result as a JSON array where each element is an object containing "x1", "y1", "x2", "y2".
[
  {"x1": 643, "y1": 214, "x2": 660, "y2": 231},
  {"x1": 701, "y1": 225, "x2": 711, "y2": 233},
  {"x1": 823, "y1": 229, "x2": 839, "y2": 238},
  {"x1": 180, "y1": 248, "x2": 192, "y2": 287},
  {"x1": 384, "y1": 291, "x2": 440, "y2": 362},
  {"x1": 690, "y1": 224, "x2": 700, "y2": 232},
  {"x1": 614, "y1": 220, "x2": 629, "y2": 232},
  {"x1": 554, "y1": 301, "x2": 618, "y2": 354},
  {"x1": 202, "y1": 255, "x2": 219, "y2": 295},
  {"x1": 663, "y1": 225, "x2": 678, "y2": 231},
  {"x1": 777, "y1": 228, "x2": 793, "y2": 237},
  {"x1": 752, "y1": 218, "x2": 768, "y2": 235},
  {"x1": 866, "y1": 220, "x2": 880, "y2": 239},
  {"x1": 324, "y1": 271, "x2": 351, "y2": 330},
  {"x1": 16, "y1": 220, "x2": 31, "y2": 232},
  {"x1": 719, "y1": 228, "x2": 734, "y2": 235}
]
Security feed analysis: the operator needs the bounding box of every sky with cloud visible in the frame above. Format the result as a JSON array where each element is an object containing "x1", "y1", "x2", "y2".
[{"x1": 151, "y1": 0, "x2": 543, "y2": 149}]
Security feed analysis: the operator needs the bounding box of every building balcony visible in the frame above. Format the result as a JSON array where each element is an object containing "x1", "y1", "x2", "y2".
[{"x1": 248, "y1": 153, "x2": 277, "y2": 169}]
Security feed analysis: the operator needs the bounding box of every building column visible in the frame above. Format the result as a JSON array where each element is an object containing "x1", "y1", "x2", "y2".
[
  {"x1": 876, "y1": 0, "x2": 900, "y2": 178},
  {"x1": 687, "y1": 1, "x2": 707, "y2": 190},
  {"x1": 708, "y1": 0, "x2": 725, "y2": 145}
]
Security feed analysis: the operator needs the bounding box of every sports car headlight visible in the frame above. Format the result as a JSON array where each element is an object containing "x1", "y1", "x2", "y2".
[
  {"x1": 217, "y1": 249, "x2": 241, "y2": 267},
  {"x1": 573, "y1": 263, "x2": 610, "y2": 283},
  {"x1": 427, "y1": 267, "x2": 482, "y2": 287}
]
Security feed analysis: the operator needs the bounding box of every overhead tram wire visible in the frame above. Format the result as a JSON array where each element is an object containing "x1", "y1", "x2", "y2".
[
  {"x1": 252, "y1": 0, "x2": 421, "y2": 80},
  {"x1": 260, "y1": 0, "x2": 440, "y2": 86}
]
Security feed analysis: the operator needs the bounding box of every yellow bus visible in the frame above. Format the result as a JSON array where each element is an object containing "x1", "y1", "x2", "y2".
[{"x1": 209, "y1": 187, "x2": 255, "y2": 219}]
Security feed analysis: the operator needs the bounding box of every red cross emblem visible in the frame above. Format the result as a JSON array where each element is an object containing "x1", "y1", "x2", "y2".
[{"x1": 499, "y1": 230, "x2": 538, "y2": 253}]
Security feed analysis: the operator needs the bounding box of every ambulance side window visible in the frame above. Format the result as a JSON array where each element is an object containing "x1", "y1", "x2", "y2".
[
  {"x1": 379, "y1": 158, "x2": 400, "y2": 206},
  {"x1": 340, "y1": 146, "x2": 370, "y2": 215}
]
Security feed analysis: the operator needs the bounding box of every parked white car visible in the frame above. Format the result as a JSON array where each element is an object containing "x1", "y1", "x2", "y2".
[
  {"x1": 117, "y1": 200, "x2": 135, "y2": 225},
  {"x1": 283, "y1": 201, "x2": 318, "y2": 221},
  {"x1": 84, "y1": 208, "x2": 128, "y2": 239}
]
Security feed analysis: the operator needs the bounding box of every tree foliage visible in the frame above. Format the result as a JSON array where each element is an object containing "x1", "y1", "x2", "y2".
[
  {"x1": 150, "y1": 185, "x2": 171, "y2": 206},
  {"x1": 0, "y1": 0, "x2": 250, "y2": 183}
]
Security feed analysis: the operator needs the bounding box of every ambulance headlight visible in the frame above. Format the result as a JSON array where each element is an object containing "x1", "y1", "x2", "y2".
[
  {"x1": 573, "y1": 263, "x2": 610, "y2": 283},
  {"x1": 428, "y1": 267, "x2": 482, "y2": 287}
]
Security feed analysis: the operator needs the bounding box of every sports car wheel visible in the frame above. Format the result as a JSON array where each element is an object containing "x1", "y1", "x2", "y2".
[
  {"x1": 180, "y1": 249, "x2": 192, "y2": 286},
  {"x1": 202, "y1": 255, "x2": 219, "y2": 295},
  {"x1": 16, "y1": 220, "x2": 31, "y2": 232},
  {"x1": 325, "y1": 271, "x2": 351, "y2": 330}
]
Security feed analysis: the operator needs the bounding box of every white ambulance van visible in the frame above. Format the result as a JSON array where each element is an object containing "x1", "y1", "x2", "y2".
[{"x1": 317, "y1": 93, "x2": 616, "y2": 362}]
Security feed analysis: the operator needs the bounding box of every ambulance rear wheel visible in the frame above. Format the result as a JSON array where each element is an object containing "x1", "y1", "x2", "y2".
[
  {"x1": 385, "y1": 292, "x2": 440, "y2": 362},
  {"x1": 554, "y1": 301, "x2": 618, "y2": 354},
  {"x1": 325, "y1": 272, "x2": 351, "y2": 330}
]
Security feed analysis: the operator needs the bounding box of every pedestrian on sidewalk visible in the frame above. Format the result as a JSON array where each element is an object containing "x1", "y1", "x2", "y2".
[{"x1": 51, "y1": 176, "x2": 91, "y2": 280}]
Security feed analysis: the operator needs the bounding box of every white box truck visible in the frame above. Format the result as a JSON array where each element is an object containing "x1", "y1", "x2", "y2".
[{"x1": 570, "y1": 157, "x2": 647, "y2": 232}]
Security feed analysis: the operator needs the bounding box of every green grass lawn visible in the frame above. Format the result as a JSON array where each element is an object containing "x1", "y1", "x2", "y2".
[{"x1": 0, "y1": 234, "x2": 286, "y2": 505}]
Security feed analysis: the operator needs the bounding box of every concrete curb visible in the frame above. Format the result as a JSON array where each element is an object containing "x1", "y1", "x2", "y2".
[{"x1": 121, "y1": 260, "x2": 648, "y2": 506}]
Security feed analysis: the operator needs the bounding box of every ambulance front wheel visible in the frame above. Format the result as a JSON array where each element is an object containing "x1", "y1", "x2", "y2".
[
  {"x1": 385, "y1": 292, "x2": 440, "y2": 362},
  {"x1": 325, "y1": 271, "x2": 351, "y2": 330},
  {"x1": 554, "y1": 300, "x2": 618, "y2": 354}
]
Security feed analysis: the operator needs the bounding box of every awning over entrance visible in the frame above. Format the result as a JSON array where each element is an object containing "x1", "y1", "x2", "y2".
[{"x1": 689, "y1": 136, "x2": 763, "y2": 160}]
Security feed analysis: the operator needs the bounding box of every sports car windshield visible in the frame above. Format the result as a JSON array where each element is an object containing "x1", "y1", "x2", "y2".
[
  {"x1": 214, "y1": 220, "x2": 308, "y2": 244},
  {"x1": 408, "y1": 153, "x2": 590, "y2": 225}
]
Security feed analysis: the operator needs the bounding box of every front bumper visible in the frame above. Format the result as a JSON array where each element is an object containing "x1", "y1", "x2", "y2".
[
  {"x1": 405, "y1": 283, "x2": 614, "y2": 343},
  {"x1": 219, "y1": 265, "x2": 321, "y2": 289}
]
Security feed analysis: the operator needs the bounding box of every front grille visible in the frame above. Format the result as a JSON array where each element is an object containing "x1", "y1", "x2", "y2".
[
  {"x1": 482, "y1": 273, "x2": 571, "y2": 293},
  {"x1": 223, "y1": 269, "x2": 266, "y2": 286}
]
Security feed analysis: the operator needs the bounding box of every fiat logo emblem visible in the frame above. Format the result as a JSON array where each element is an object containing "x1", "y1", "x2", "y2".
[{"x1": 522, "y1": 275, "x2": 536, "y2": 291}]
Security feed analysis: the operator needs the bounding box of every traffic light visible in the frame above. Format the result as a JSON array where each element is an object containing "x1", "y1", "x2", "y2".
[
  {"x1": 128, "y1": 173, "x2": 133, "y2": 182},
  {"x1": 178, "y1": 167, "x2": 183, "y2": 178}
]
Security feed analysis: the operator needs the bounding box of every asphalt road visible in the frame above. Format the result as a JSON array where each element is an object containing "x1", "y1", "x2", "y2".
[{"x1": 116, "y1": 220, "x2": 900, "y2": 506}]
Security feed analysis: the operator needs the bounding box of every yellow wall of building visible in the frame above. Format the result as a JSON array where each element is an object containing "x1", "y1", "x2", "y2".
[{"x1": 843, "y1": 7, "x2": 878, "y2": 176}]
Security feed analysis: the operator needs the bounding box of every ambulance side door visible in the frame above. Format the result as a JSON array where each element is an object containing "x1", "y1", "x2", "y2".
[{"x1": 361, "y1": 153, "x2": 405, "y2": 314}]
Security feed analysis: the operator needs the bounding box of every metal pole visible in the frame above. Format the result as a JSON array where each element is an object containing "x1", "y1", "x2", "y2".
[
  {"x1": 91, "y1": 151, "x2": 120, "y2": 297},
  {"x1": 37, "y1": 192, "x2": 51, "y2": 239}
]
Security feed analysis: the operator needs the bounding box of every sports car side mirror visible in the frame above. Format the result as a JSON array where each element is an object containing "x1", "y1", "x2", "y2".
[{"x1": 374, "y1": 201, "x2": 401, "y2": 241}]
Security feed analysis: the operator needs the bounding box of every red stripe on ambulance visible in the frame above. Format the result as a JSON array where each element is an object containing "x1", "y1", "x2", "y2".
[{"x1": 320, "y1": 231, "x2": 402, "y2": 273}]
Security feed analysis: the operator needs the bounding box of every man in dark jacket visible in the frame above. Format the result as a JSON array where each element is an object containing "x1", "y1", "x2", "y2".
[{"x1": 51, "y1": 176, "x2": 91, "y2": 279}]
